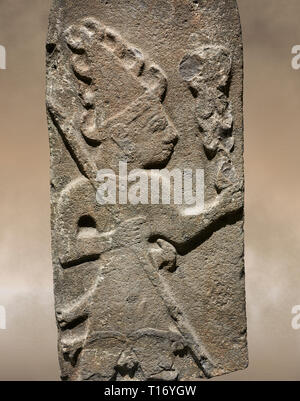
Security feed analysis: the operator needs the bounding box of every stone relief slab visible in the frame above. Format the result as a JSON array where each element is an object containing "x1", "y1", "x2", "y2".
[{"x1": 47, "y1": 0, "x2": 247, "y2": 380}]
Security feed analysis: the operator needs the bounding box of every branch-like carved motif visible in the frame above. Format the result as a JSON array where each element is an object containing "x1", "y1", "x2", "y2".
[{"x1": 180, "y1": 46, "x2": 238, "y2": 193}]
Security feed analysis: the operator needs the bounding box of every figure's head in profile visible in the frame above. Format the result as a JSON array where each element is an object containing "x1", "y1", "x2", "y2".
[
  {"x1": 64, "y1": 18, "x2": 178, "y2": 171},
  {"x1": 101, "y1": 92, "x2": 178, "y2": 169}
]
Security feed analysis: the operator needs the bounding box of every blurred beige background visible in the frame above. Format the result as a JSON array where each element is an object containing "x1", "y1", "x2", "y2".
[{"x1": 0, "y1": 0, "x2": 299, "y2": 380}]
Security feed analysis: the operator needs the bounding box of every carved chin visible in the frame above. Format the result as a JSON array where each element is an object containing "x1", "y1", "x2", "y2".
[{"x1": 144, "y1": 151, "x2": 173, "y2": 168}]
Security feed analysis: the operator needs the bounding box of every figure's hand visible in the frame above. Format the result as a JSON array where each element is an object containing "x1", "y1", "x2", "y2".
[
  {"x1": 219, "y1": 181, "x2": 243, "y2": 212},
  {"x1": 149, "y1": 239, "x2": 177, "y2": 272}
]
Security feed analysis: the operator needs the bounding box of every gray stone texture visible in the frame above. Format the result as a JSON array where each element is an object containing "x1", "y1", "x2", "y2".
[{"x1": 47, "y1": 0, "x2": 247, "y2": 381}]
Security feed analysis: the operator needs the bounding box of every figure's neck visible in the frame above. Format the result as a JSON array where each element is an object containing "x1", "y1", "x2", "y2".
[{"x1": 95, "y1": 140, "x2": 141, "y2": 173}]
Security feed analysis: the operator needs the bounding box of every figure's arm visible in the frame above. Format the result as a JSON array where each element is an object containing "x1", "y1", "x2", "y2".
[{"x1": 149, "y1": 183, "x2": 243, "y2": 249}]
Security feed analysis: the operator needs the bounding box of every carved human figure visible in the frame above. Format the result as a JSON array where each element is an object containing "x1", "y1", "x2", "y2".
[{"x1": 47, "y1": 17, "x2": 243, "y2": 380}]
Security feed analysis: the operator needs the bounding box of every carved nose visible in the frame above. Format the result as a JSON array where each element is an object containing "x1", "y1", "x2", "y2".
[{"x1": 164, "y1": 127, "x2": 178, "y2": 144}]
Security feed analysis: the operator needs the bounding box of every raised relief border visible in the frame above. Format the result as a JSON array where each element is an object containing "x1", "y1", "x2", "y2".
[{"x1": 47, "y1": 16, "x2": 244, "y2": 381}]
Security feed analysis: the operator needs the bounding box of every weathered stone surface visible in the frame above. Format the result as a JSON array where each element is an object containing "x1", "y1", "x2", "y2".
[{"x1": 47, "y1": 0, "x2": 247, "y2": 380}]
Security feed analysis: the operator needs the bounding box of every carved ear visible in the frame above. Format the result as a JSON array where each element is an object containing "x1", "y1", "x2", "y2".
[{"x1": 110, "y1": 124, "x2": 135, "y2": 162}]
